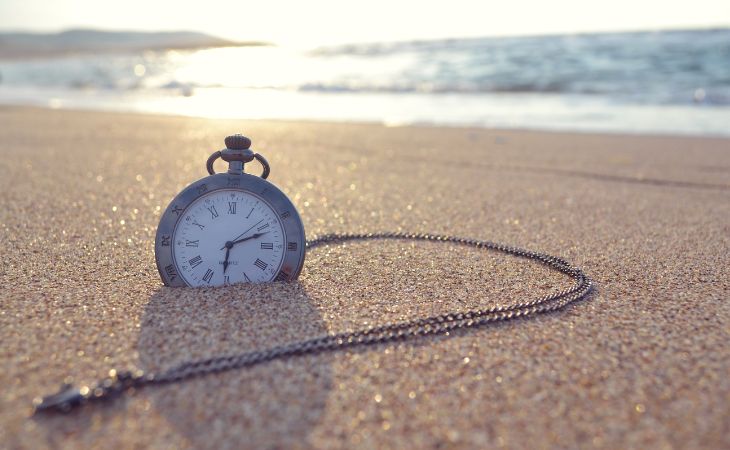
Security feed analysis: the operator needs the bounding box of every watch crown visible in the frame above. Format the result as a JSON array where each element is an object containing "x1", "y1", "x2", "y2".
[{"x1": 225, "y1": 134, "x2": 252, "y2": 150}]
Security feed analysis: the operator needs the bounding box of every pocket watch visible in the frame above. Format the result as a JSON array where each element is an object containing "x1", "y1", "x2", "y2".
[{"x1": 154, "y1": 134, "x2": 306, "y2": 287}]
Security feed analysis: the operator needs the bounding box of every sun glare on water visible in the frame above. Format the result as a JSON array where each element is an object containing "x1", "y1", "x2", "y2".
[
  {"x1": 132, "y1": 45, "x2": 416, "y2": 121},
  {"x1": 1, "y1": 24, "x2": 729, "y2": 135}
]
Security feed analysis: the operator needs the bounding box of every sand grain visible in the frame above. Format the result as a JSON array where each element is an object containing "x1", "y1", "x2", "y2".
[{"x1": 1, "y1": 107, "x2": 728, "y2": 449}]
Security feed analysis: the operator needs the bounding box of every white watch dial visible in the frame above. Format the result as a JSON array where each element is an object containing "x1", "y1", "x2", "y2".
[{"x1": 172, "y1": 189, "x2": 286, "y2": 286}]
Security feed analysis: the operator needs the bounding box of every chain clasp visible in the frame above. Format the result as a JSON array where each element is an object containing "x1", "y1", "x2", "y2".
[
  {"x1": 33, "y1": 383, "x2": 90, "y2": 413},
  {"x1": 33, "y1": 370, "x2": 143, "y2": 414}
]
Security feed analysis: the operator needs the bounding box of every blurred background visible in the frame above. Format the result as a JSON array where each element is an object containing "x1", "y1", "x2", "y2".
[{"x1": 1, "y1": 0, "x2": 729, "y2": 135}]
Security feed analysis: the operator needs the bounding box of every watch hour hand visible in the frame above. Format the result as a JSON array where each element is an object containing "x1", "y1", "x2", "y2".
[{"x1": 231, "y1": 231, "x2": 269, "y2": 246}]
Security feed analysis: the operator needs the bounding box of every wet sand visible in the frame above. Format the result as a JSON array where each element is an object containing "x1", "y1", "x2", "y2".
[{"x1": 1, "y1": 106, "x2": 728, "y2": 449}]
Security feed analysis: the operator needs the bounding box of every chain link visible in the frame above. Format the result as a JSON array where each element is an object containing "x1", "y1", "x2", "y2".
[{"x1": 34, "y1": 232, "x2": 593, "y2": 413}]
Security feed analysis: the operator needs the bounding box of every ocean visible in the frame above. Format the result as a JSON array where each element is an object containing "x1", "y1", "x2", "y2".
[{"x1": 1, "y1": 28, "x2": 729, "y2": 135}]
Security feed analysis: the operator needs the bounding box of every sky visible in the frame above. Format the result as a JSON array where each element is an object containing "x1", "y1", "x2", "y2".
[{"x1": 1, "y1": 0, "x2": 729, "y2": 46}]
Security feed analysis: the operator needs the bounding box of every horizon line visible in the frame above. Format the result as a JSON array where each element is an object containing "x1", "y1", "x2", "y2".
[{"x1": 0, "y1": 23, "x2": 728, "y2": 48}]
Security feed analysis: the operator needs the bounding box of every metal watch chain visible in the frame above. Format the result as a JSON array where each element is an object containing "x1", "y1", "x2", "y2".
[{"x1": 35, "y1": 232, "x2": 593, "y2": 413}]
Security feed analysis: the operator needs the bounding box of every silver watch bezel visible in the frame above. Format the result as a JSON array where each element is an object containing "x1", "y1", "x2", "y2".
[{"x1": 155, "y1": 173, "x2": 306, "y2": 287}]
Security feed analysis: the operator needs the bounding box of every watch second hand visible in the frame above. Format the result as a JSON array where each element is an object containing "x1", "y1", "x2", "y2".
[{"x1": 221, "y1": 219, "x2": 264, "y2": 250}]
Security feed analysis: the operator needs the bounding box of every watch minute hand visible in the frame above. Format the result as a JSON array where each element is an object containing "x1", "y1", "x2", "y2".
[{"x1": 222, "y1": 246, "x2": 231, "y2": 273}]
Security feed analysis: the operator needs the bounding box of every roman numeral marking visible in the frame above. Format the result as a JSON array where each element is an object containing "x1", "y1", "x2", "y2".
[
  {"x1": 274, "y1": 271, "x2": 289, "y2": 282},
  {"x1": 245, "y1": 207, "x2": 254, "y2": 219},
  {"x1": 287, "y1": 242, "x2": 298, "y2": 251},
  {"x1": 257, "y1": 223, "x2": 269, "y2": 232},
  {"x1": 254, "y1": 259, "x2": 268, "y2": 270},
  {"x1": 280, "y1": 211, "x2": 291, "y2": 219},
  {"x1": 224, "y1": 275, "x2": 231, "y2": 285},
  {"x1": 202, "y1": 268, "x2": 214, "y2": 283},
  {"x1": 189, "y1": 255, "x2": 203, "y2": 268},
  {"x1": 185, "y1": 240, "x2": 199, "y2": 247},
  {"x1": 172, "y1": 205, "x2": 184, "y2": 216},
  {"x1": 160, "y1": 235, "x2": 170, "y2": 246},
  {"x1": 207, "y1": 205, "x2": 219, "y2": 219},
  {"x1": 164, "y1": 264, "x2": 177, "y2": 281},
  {"x1": 243, "y1": 272, "x2": 251, "y2": 282},
  {"x1": 228, "y1": 202, "x2": 237, "y2": 214},
  {"x1": 196, "y1": 184, "x2": 208, "y2": 194},
  {"x1": 192, "y1": 221, "x2": 205, "y2": 230},
  {"x1": 260, "y1": 242, "x2": 273, "y2": 250}
]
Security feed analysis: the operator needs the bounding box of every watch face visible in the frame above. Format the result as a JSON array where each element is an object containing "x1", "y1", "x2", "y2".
[
  {"x1": 172, "y1": 189, "x2": 286, "y2": 286},
  {"x1": 155, "y1": 173, "x2": 306, "y2": 287}
]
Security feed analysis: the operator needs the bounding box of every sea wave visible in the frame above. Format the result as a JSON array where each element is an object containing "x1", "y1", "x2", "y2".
[
  {"x1": 306, "y1": 28, "x2": 730, "y2": 105},
  {"x1": 1, "y1": 28, "x2": 729, "y2": 106},
  {"x1": 299, "y1": 81, "x2": 591, "y2": 95},
  {"x1": 1, "y1": 28, "x2": 729, "y2": 134}
]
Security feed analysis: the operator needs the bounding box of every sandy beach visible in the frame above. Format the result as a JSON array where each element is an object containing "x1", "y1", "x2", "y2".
[{"x1": 1, "y1": 106, "x2": 728, "y2": 449}]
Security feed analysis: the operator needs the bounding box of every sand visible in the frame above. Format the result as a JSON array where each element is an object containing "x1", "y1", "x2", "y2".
[{"x1": 0, "y1": 106, "x2": 728, "y2": 449}]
